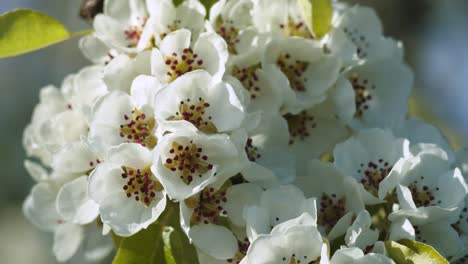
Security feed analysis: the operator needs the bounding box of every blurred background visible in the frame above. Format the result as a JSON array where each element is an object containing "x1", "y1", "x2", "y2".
[{"x1": 0, "y1": 0, "x2": 467, "y2": 263}]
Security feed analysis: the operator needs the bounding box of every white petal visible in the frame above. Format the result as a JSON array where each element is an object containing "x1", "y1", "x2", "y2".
[
  {"x1": 225, "y1": 183, "x2": 263, "y2": 226},
  {"x1": 56, "y1": 176, "x2": 99, "y2": 225},
  {"x1": 53, "y1": 223, "x2": 84, "y2": 262},
  {"x1": 189, "y1": 224, "x2": 238, "y2": 260}
]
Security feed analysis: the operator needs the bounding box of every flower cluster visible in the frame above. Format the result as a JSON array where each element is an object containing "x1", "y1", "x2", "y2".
[{"x1": 22, "y1": 0, "x2": 468, "y2": 263}]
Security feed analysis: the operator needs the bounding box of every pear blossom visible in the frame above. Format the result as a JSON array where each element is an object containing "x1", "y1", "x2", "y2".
[
  {"x1": 154, "y1": 70, "x2": 247, "y2": 134},
  {"x1": 241, "y1": 114, "x2": 295, "y2": 187},
  {"x1": 252, "y1": 0, "x2": 313, "y2": 39},
  {"x1": 152, "y1": 129, "x2": 248, "y2": 201},
  {"x1": 243, "y1": 213, "x2": 328, "y2": 264},
  {"x1": 332, "y1": 58, "x2": 413, "y2": 129},
  {"x1": 151, "y1": 29, "x2": 228, "y2": 84},
  {"x1": 379, "y1": 146, "x2": 468, "y2": 225},
  {"x1": 263, "y1": 36, "x2": 341, "y2": 113},
  {"x1": 326, "y1": 6, "x2": 403, "y2": 65},
  {"x1": 389, "y1": 217, "x2": 463, "y2": 258},
  {"x1": 23, "y1": 84, "x2": 88, "y2": 165},
  {"x1": 227, "y1": 48, "x2": 283, "y2": 113},
  {"x1": 286, "y1": 98, "x2": 350, "y2": 176},
  {"x1": 93, "y1": 0, "x2": 154, "y2": 53},
  {"x1": 344, "y1": 211, "x2": 379, "y2": 251},
  {"x1": 333, "y1": 128, "x2": 409, "y2": 204},
  {"x1": 23, "y1": 173, "x2": 111, "y2": 263},
  {"x1": 89, "y1": 77, "x2": 162, "y2": 149},
  {"x1": 146, "y1": 0, "x2": 206, "y2": 45},
  {"x1": 207, "y1": 0, "x2": 255, "y2": 54},
  {"x1": 295, "y1": 160, "x2": 364, "y2": 239},
  {"x1": 102, "y1": 50, "x2": 151, "y2": 92},
  {"x1": 244, "y1": 185, "x2": 317, "y2": 240},
  {"x1": 89, "y1": 143, "x2": 167, "y2": 236}
]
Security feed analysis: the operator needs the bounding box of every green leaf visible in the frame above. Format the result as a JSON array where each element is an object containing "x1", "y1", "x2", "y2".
[
  {"x1": 201, "y1": 0, "x2": 217, "y2": 17},
  {"x1": 311, "y1": 0, "x2": 333, "y2": 38},
  {"x1": 0, "y1": 9, "x2": 71, "y2": 58},
  {"x1": 112, "y1": 201, "x2": 199, "y2": 264},
  {"x1": 162, "y1": 225, "x2": 198, "y2": 264},
  {"x1": 385, "y1": 240, "x2": 449, "y2": 264},
  {"x1": 172, "y1": 0, "x2": 185, "y2": 6},
  {"x1": 297, "y1": 0, "x2": 333, "y2": 38},
  {"x1": 398, "y1": 239, "x2": 448, "y2": 264}
]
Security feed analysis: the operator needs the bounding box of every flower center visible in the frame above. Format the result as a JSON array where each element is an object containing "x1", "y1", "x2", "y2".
[
  {"x1": 408, "y1": 177, "x2": 436, "y2": 207},
  {"x1": 164, "y1": 141, "x2": 213, "y2": 185},
  {"x1": 342, "y1": 27, "x2": 370, "y2": 59},
  {"x1": 349, "y1": 73, "x2": 375, "y2": 118},
  {"x1": 318, "y1": 193, "x2": 346, "y2": 233},
  {"x1": 169, "y1": 98, "x2": 217, "y2": 134},
  {"x1": 281, "y1": 254, "x2": 319, "y2": 264},
  {"x1": 160, "y1": 19, "x2": 181, "y2": 40},
  {"x1": 185, "y1": 183, "x2": 230, "y2": 225},
  {"x1": 226, "y1": 238, "x2": 250, "y2": 263},
  {"x1": 279, "y1": 17, "x2": 313, "y2": 39},
  {"x1": 245, "y1": 138, "x2": 261, "y2": 162},
  {"x1": 357, "y1": 159, "x2": 392, "y2": 196},
  {"x1": 285, "y1": 111, "x2": 316, "y2": 145},
  {"x1": 121, "y1": 165, "x2": 163, "y2": 207},
  {"x1": 215, "y1": 16, "x2": 240, "y2": 54},
  {"x1": 165, "y1": 48, "x2": 204, "y2": 83},
  {"x1": 119, "y1": 109, "x2": 157, "y2": 148},
  {"x1": 231, "y1": 63, "x2": 262, "y2": 99},
  {"x1": 124, "y1": 16, "x2": 147, "y2": 48},
  {"x1": 276, "y1": 53, "x2": 309, "y2": 92}
]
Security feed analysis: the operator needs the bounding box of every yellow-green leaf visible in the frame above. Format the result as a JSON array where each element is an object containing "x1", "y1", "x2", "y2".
[
  {"x1": 398, "y1": 239, "x2": 448, "y2": 264},
  {"x1": 311, "y1": 0, "x2": 333, "y2": 38},
  {"x1": 385, "y1": 240, "x2": 449, "y2": 264},
  {"x1": 0, "y1": 9, "x2": 73, "y2": 58},
  {"x1": 297, "y1": 0, "x2": 333, "y2": 39}
]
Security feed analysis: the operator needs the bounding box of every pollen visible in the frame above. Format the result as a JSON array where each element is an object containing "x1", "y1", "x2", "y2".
[
  {"x1": 164, "y1": 141, "x2": 213, "y2": 185},
  {"x1": 409, "y1": 179, "x2": 436, "y2": 207},
  {"x1": 124, "y1": 16, "x2": 147, "y2": 48},
  {"x1": 318, "y1": 193, "x2": 346, "y2": 233},
  {"x1": 231, "y1": 63, "x2": 262, "y2": 99},
  {"x1": 164, "y1": 48, "x2": 204, "y2": 83},
  {"x1": 357, "y1": 159, "x2": 392, "y2": 196},
  {"x1": 276, "y1": 53, "x2": 309, "y2": 92},
  {"x1": 185, "y1": 182, "x2": 230, "y2": 225},
  {"x1": 169, "y1": 98, "x2": 217, "y2": 134},
  {"x1": 215, "y1": 16, "x2": 240, "y2": 54},
  {"x1": 343, "y1": 27, "x2": 370, "y2": 59},
  {"x1": 121, "y1": 165, "x2": 163, "y2": 207},
  {"x1": 285, "y1": 111, "x2": 316, "y2": 145},
  {"x1": 349, "y1": 73, "x2": 375, "y2": 119},
  {"x1": 245, "y1": 138, "x2": 261, "y2": 162},
  {"x1": 119, "y1": 109, "x2": 157, "y2": 148},
  {"x1": 279, "y1": 17, "x2": 313, "y2": 39}
]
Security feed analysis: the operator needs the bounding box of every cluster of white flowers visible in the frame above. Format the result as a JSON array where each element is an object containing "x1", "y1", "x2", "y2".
[{"x1": 22, "y1": 0, "x2": 468, "y2": 263}]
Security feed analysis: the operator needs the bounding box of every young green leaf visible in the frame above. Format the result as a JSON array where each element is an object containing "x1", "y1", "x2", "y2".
[
  {"x1": 0, "y1": 9, "x2": 71, "y2": 58},
  {"x1": 385, "y1": 240, "x2": 449, "y2": 264},
  {"x1": 297, "y1": 0, "x2": 333, "y2": 39},
  {"x1": 398, "y1": 239, "x2": 449, "y2": 264},
  {"x1": 311, "y1": 0, "x2": 333, "y2": 38},
  {"x1": 112, "y1": 223, "x2": 166, "y2": 264}
]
